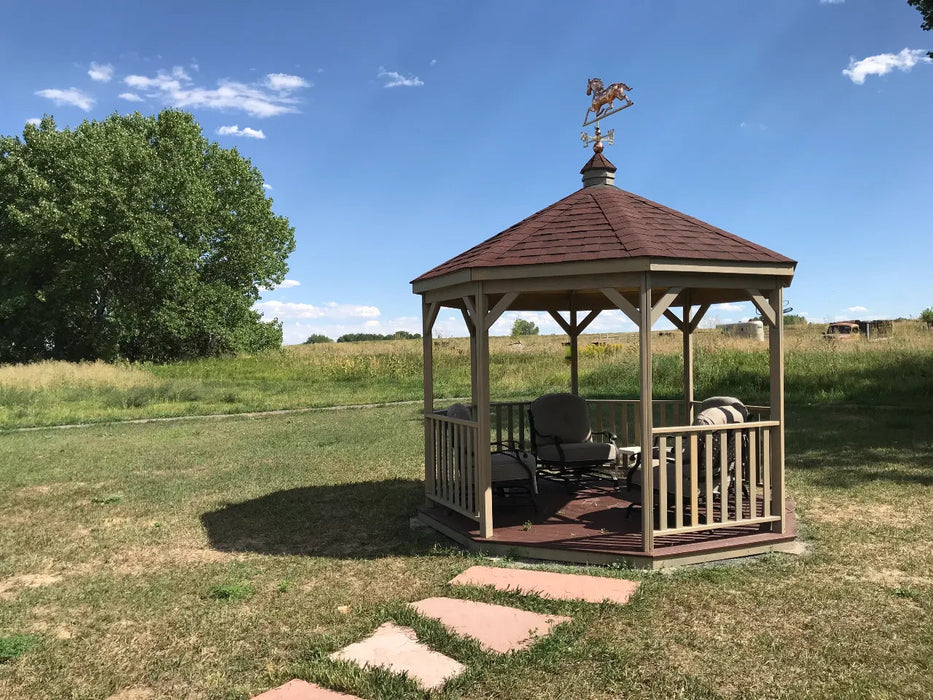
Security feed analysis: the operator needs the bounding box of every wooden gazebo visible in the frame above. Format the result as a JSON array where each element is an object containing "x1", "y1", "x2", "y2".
[{"x1": 411, "y1": 149, "x2": 797, "y2": 568}]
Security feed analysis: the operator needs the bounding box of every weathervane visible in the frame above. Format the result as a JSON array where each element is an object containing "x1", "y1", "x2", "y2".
[{"x1": 580, "y1": 77, "x2": 633, "y2": 152}]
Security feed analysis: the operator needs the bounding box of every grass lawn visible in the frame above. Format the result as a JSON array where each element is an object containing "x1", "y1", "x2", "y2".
[{"x1": 1, "y1": 400, "x2": 931, "y2": 698}]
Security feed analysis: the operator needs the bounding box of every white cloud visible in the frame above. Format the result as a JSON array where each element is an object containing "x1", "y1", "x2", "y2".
[
  {"x1": 275, "y1": 279, "x2": 300, "y2": 289},
  {"x1": 262, "y1": 183, "x2": 273, "y2": 190},
  {"x1": 739, "y1": 121, "x2": 767, "y2": 131},
  {"x1": 378, "y1": 67, "x2": 424, "y2": 88},
  {"x1": 255, "y1": 300, "x2": 380, "y2": 321},
  {"x1": 843, "y1": 48, "x2": 932, "y2": 84},
  {"x1": 26, "y1": 118, "x2": 41, "y2": 126},
  {"x1": 265, "y1": 73, "x2": 310, "y2": 91},
  {"x1": 714, "y1": 302, "x2": 746, "y2": 312},
  {"x1": 847, "y1": 305, "x2": 868, "y2": 312},
  {"x1": 119, "y1": 92, "x2": 144, "y2": 102},
  {"x1": 123, "y1": 67, "x2": 310, "y2": 117},
  {"x1": 430, "y1": 59, "x2": 437, "y2": 66},
  {"x1": 88, "y1": 62, "x2": 114, "y2": 82},
  {"x1": 820, "y1": 0, "x2": 844, "y2": 4},
  {"x1": 217, "y1": 124, "x2": 265, "y2": 139},
  {"x1": 35, "y1": 87, "x2": 94, "y2": 110}
]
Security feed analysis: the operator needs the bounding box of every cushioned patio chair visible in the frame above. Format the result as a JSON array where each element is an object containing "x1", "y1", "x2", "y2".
[
  {"x1": 527, "y1": 393, "x2": 619, "y2": 487},
  {"x1": 626, "y1": 396, "x2": 750, "y2": 512},
  {"x1": 446, "y1": 404, "x2": 538, "y2": 508}
]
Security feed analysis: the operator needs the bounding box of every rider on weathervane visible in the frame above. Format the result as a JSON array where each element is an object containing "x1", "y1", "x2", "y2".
[{"x1": 581, "y1": 77, "x2": 633, "y2": 153}]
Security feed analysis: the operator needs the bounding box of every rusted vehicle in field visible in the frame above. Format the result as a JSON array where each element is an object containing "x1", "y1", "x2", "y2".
[
  {"x1": 823, "y1": 319, "x2": 892, "y2": 341},
  {"x1": 823, "y1": 321, "x2": 861, "y2": 340}
]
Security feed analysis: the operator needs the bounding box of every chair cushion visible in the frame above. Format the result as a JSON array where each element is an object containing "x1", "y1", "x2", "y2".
[
  {"x1": 628, "y1": 458, "x2": 695, "y2": 495},
  {"x1": 693, "y1": 404, "x2": 745, "y2": 426},
  {"x1": 537, "y1": 441, "x2": 617, "y2": 465},
  {"x1": 530, "y1": 393, "x2": 592, "y2": 444},
  {"x1": 491, "y1": 450, "x2": 537, "y2": 493},
  {"x1": 696, "y1": 396, "x2": 748, "y2": 421},
  {"x1": 446, "y1": 403, "x2": 472, "y2": 420}
]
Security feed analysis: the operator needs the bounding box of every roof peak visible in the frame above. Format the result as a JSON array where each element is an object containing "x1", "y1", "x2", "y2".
[{"x1": 580, "y1": 151, "x2": 617, "y2": 187}]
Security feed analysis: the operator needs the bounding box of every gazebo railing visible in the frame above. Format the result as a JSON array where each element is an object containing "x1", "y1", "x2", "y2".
[
  {"x1": 424, "y1": 412, "x2": 480, "y2": 521},
  {"x1": 651, "y1": 421, "x2": 782, "y2": 535}
]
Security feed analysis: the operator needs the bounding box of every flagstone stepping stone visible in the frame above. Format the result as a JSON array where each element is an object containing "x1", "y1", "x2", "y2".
[
  {"x1": 251, "y1": 679, "x2": 362, "y2": 699},
  {"x1": 450, "y1": 565, "x2": 640, "y2": 605},
  {"x1": 329, "y1": 621, "x2": 465, "y2": 691},
  {"x1": 409, "y1": 596, "x2": 571, "y2": 653}
]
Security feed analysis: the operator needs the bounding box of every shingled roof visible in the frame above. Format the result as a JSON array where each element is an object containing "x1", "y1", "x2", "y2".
[{"x1": 413, "y1": 154, "x2": 794, "y2": 284}]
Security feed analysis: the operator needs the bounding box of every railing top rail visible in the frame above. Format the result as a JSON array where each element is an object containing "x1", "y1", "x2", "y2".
[
  {"x1": 653, "y1": 420, "x2": 780, "y2": 435},
  {"x1": 425, "y1": 412, "x2": 479, "y2": 427}
]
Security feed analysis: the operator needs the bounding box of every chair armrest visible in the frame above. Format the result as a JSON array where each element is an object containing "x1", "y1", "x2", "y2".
[
  {"x1": 491, "y1": 440, "x2": 522, "y2": 453},
  {"x1": 592, "y1": 431, "x2": 617, "y2": 444}
]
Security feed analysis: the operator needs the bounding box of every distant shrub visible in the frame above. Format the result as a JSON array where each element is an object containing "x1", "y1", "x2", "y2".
[
  {"x1": 304, "y1": 334, "x2": 334, "y2": 344},
  {"x1": 511, "y1": 319, "x2": 540, "y2": 337}
]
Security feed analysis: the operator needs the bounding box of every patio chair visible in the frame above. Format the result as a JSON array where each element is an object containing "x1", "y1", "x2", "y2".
[
  {"x1": 626, "y1": 396, "x2": 750, "y2": 513},
  {"x1": 527, "y1": 393, "x2": 619, "y2": 487},
  {"x1": 445, "y1": 404, "x2": 538, "y2": 507}
]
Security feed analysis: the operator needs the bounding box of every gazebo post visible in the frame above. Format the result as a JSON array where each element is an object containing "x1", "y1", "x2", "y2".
[
  {"x1": 768, "y1": 287, "x2": 786, "y2": 533},
  {"x1": 639, "y1": 274, "x2": 655, "y2": 552},
  {"x1": 473, "y1": 287, "x2": 494, "y2": 538},
  {"x1": 569, "y1": 308, "x2": 579, "y2": 395},
  {"x1": 422, "y1": 301, "x2": 439, "y2": 503},
  {"x1": 682, "y1": 291, "x2": 694, "y2": 423}
]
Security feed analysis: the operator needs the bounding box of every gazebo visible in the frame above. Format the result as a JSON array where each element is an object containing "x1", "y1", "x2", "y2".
[{"x1": 411, "y1": 146, "x2": 797, "y2": 568}]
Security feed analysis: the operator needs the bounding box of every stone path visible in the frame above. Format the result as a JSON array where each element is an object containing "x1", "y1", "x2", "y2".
[
  {"x1": 451, "y1": 564, "x2": 640, "y2": 604},
  {"x1": 410, "y1": 597, "x2": 571, "y2": 653},
  {"x1": 251, "y1": 565, "x2": 639, "y2": 698}
]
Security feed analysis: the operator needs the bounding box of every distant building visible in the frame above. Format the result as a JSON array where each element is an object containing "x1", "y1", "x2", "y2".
[{"x1": 717, "y1": 320, "x2": 765, "y2": 341}]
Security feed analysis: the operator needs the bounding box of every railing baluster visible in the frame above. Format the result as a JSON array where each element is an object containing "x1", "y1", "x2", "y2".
[
  {"x1": 658, "y1": 436, "x2": 668, "y2": 531},
  {"x1": 674, "y1": 435, "x2": 683, "y2": 529},
  {"x1": 704, "y1": 433, "x2": 714, "y2": 525},
  {"x1": 689, "y1": 432, "x2": 699, "y2": 527},
  {"x1": 763, "y1": 427, "x2": 771, "y2": 518},
  {"x1": 735, "y1": 430, "x2": 743, "y2": 520},
  {"x1": 719, "y1": 431, "x2": 728, "y2": 523},
  {"x1": 748, "y1": 428, "x2": 758, "y2": 518}
]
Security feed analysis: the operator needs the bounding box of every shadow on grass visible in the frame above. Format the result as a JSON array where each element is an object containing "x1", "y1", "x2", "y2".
[
  {"x1": 787, "y1": 405, "x2": 933, "y2": 489},
  {"x1": 201, "y1": 478, "x2": 437, "y2": 558}
]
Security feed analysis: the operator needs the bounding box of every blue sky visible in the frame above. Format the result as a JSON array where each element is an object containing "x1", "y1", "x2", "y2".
[{"x1": 2, "y1": 0, "x2": 931, "y2": 343}]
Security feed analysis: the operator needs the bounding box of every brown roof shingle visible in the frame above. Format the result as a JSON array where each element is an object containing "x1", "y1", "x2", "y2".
[{"x1": 414, "y1": 184, "x2": 794, "y2": 282}]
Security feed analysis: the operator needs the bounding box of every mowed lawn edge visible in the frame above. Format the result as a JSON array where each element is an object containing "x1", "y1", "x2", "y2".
[{"x1": 1, "y1": 401, "x2": 931, "y2": 698}]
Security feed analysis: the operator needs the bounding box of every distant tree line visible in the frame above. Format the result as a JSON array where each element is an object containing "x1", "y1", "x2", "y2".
[{"x1": 304, "y1": 331, "x2": 422, "y2": 344}]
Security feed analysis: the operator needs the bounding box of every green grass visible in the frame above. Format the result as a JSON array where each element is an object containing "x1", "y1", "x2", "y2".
[
  {"x1": 1, "y1": 398, "x2": 931, "y2": 698},
  {"x1": 2, "y1": 323, "x2": 932, "y2": 429}
]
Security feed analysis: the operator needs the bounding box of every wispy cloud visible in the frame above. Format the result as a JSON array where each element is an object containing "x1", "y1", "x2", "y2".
[
  {"x1": 847, "y1": 305, "x2": 868, "y2": 312},
  {"x1": 254, "y1": 301, "x2": 380, "y2": 320},
  {"x1": 35, "y1": 87, "x2": 94, "y2": 111},
  {"x1": 265, "y1": 73, "x2": 311, "y2": 91},
  {"x1": 274, "y1": 279, "x2": 300, "y2": 289},
  {"x1": 118, "y1": 92, "x2": 144, "y2": 102},
  {"x1": 378, "y1": 67, "x2": 424, "y2": 88},
  {"x1": 26, "y1": 118, "x2": 41, "y2": 126},
  {"x1": 430, "y1": 59, "x2": 437, "y2": 66},
  {"x1": 123, "y1": 67, "x2": 310, "y2": 117},
  {"x1": 739, "y1": 121, "x2": 767, "y2": 131},
  {"x1": 820, "y1": 0, "x2": 844, "y2": 4},
  {"x1": 217, "y1": 125, "x2": 266, "y2": 139},
  {"x1": 88, "y1": 62, "x2": 114, "y2": 82},
  {"x1": 843, "y1": 48, "x2": 932, "y2": 84},
  {"x1": 262, "y1": 183, "x2": 272, "y2": 190}
]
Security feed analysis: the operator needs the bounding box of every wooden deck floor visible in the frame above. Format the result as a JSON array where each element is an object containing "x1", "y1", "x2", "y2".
[{"x1": 418, "y1": 479, "x2": 798, "y2": 568}]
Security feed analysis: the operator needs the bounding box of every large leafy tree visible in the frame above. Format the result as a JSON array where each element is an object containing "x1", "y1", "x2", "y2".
[{"x1": 0, "y1": 111, "x2": 295, "y2": 362}]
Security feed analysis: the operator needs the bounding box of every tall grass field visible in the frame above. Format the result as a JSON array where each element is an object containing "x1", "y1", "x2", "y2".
[
  {"x1": 1, "y1": 322, "x2": 931, "y2": 698},
  {"x1": 1, "y1": 322, "x2": 932, "y2": 429}
]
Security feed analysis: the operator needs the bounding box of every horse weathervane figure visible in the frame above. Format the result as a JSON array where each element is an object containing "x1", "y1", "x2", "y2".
[{"x1": 580, "y1": 77, "x2": 633, "y2": 152}]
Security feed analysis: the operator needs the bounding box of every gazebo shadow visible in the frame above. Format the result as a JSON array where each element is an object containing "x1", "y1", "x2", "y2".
[{"x1": 200, "y1": 478, "x2": 435, "y2": 559}]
